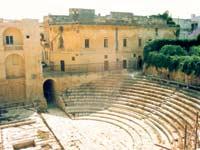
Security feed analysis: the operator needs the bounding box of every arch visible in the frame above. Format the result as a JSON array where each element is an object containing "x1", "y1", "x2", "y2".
[
  {"x1": 43, "y1": 79, "x2": 56, "y2": 105},
  {"x1": 3, "y1": 27, "x2": 23, "y2": 50},
  {"x1": 5, "y1": 54, "x2": 25, "y2": 79}
]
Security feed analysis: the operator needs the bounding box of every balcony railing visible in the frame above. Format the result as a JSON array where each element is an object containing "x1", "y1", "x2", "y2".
[
  {"x1": 4, "y1": 45, "x2": 23, "y2": 51},
  {"x1": 43, "y1": 62, "x2": 127, "y2": 77}
]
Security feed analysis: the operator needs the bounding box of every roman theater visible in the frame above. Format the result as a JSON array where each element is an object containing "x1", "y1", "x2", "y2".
[{"x1": 0, "y1": 8, "x2": 199, "y2": 150}]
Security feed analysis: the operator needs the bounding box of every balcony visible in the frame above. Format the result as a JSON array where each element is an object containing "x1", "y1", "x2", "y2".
[{"x1": 4, "y1": 45, "x2": 23, "y2": 51}]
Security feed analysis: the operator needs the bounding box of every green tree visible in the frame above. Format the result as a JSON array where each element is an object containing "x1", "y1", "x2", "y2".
[
  {"x1": 160, "y1": 45, "x2": 187, "y2": 56},
  {"x1": 168, "y1": 56, "x2": 180, "y2": 72},
  {"x1": 189, "y1": 46, "x2": 200, "y2": 56},
  {"x1": 181, "y1": 56, "x2": 193, "y2": 75}
]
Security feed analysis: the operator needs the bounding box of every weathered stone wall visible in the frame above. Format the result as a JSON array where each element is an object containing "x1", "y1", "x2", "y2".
[
  {"x1": 0, "y1": 78, "x2": 25, "y2": 102},
  {"x1": 44, "y1": 24, "x2": 175, "y2": 70},
  {"x1": 0, "y1": 19, "x2": 42, "y2": 103},
  {"x1": 43, "y1": 71, "x2": 110, "y2": 94},
  {"x1": 144, "y1": 66, "x2": 200, "y2": 86}
]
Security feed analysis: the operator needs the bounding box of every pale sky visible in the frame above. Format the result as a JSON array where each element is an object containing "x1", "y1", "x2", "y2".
[{"x1": 0, "y1": 0, "x2": 200, "y2": 21}]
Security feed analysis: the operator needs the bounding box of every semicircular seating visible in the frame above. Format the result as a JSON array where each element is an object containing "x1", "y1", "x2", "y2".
[{"x1": 62, "y1": 72, "x2": 200, "y2": 150}]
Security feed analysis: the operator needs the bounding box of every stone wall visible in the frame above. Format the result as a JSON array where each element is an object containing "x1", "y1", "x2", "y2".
[
  {"x1": 43, "y1": 71, "x2": 111, "y2": 94},
  {"x1": 43, "y1": 24, "x2": 175, "y2": 70},
  {"x1": 144, "y1": 66, "x2": 200, "y2": 86},
  {"x1": 0, "y1": 19, "x2": 42, "y2": 103},
  {"x1": 0, "y1": 78, "x2": 25, "y2": 102}
]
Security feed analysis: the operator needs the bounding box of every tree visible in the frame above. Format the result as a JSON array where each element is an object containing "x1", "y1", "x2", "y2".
[
  {"x1": 181, "y1": 57, "x2": 192, "y2": 75},
  {"x1": 160, "y1": 45, "x2": 187, "y2": 56},
  {"x1": 194, "y1": 62, "x2": 200, "y2": 76},
  {"x1": 168, "y1": 56, "x2": 180, "y2": 72},
  {"x1": 189, "y1": 46, "x2": 200, "y2": 56}
]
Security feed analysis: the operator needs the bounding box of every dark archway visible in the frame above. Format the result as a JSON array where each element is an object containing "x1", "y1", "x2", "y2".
[{"x1": 43, "y1": 79, "x2": 55, "y2": 105}]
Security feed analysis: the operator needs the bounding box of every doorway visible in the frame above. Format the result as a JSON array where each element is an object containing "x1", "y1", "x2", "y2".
[
  {"x1": 104, "y1": 61, "x2": 109, "y2": 71},
  {"x1": 60, "y1": 60, "x2": 65, "y2": 71},
  {"x1": 123, "y1": 60, "x2": 127, "y2": 69},
  {"x1": 43, "y1": 79, "x2": 55, "y2": 105},
  {"x1": 137, "y1": 56, "x2": 143, "y2": 70}
]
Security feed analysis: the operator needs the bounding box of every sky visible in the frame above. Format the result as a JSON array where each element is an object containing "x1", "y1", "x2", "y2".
[{"x1": 0, "y1": 0, "x2": 200, "y2": 21}]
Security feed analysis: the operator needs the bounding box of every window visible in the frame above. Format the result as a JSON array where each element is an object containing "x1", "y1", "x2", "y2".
[
  {"x1": 155, "y1": 28, "x2": 158, "y2": 36},
  {"x1": 85, "y1": 39, "x2": 89, "y2": 48},
  {"x1": 72, "y1": 57, "x2": 75, "y2": 61},
  {"x1": 191, "y1": 23, "x2": 198, "y2": 31},
  {"x1": 104, "y1": 55, "x2": 108, "y2": 59},
  {"x1": 138, "y1": 38, "x2": 142, "y2": 47},
  {"x1": 104, "y1": 38, "x2": 108, "y2": 48},
  {"x1": 26, "y1": 35, "x2": 30, "y2": 39},
  {"x1": 123, "y1": 38, "x2": 127, "y2": 47},
  {"x1": 5, "y1": 36, "x2": 13, "y2": 45}
]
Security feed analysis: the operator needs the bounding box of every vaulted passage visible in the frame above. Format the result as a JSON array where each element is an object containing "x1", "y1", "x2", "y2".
[{"x1": 43, "y1": 79, "x2": 55, "y2": 105}]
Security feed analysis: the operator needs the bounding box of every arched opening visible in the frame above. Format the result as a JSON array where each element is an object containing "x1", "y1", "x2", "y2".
[
  {"x1": 5, "y1": 54, "x2": 25, "y2": 79},
  {"x1": 43, "y1": 79, "x2": 56, "y2": 106}
]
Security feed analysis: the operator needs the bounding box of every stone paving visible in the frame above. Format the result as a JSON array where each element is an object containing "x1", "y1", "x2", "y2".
[
  {"x1": 1, "y1": 113, "x2": 61, "y2": 150},
  {"x1": 42, "y1": 108, "x2": 133, "y2": 150}
]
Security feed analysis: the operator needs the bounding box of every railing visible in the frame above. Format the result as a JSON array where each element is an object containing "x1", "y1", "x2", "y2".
[
  {"x1": 144, "y1": 74, "x2": 200, "y2": 91},
  {"x1": 43, "y1": 62, "x2": 126, "y2": 76},
  {"x1": 4, "y1": 45, "x2": 23, "y2": 50}
]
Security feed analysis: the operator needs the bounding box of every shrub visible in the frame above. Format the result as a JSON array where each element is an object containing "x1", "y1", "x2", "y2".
[
  {"x1": 189, "y1": 46, "x2": 200, "y2": 56},
  {"x1": 180, "y1": 56, "x2": 200, "y2": 76},
  {"x1": 143, "y1": 38, "x2": 200, "y2": 77},
  {"x1": 181, "y1": 56, "x2": 193, "y2": 75},
  {"x1": 168, "y1": 56, "x2": 180, "y2": 72},
  {"x1": 160, "y1": 45, "x2": 187, "y2": 56},
  {"x1": 148, "y1": 52, "x2": 168, "y2": 69},
  {"x1": 194, "y1": 61, "x2": 200, "y2": 76}
]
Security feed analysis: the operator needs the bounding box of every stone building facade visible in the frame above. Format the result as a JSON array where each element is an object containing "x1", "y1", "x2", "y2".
[
  {"x1": 0, "y1": 8, "x2": 176, "y2": 105},
  {"x1": 0, "y1": 19, "x2": 42, "y2": 103},
  {"x1": 42, "y1": 8, "x2": 176, "y2": 73},
  {"x1": 173, "y1": 14, "x2": 200, "y2": 39}
]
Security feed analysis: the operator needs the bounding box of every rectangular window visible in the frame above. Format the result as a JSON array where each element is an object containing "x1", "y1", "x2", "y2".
[
  {"x1": 72, "y1": 57, "x2": 75, "y2": 61},
  {"x1": 5, "y1": 36, "x2": 13, "y2": 45},
  {"x1": 138, "y1": 38, "x2": 142, "y2": 47},
  {"x1": 123, "y1": 38, "x2": 127, "y2": 47},
  {"x1": 85, "y1": 39, "x2": 89, "y2": 48},
  {"x1": 6, "y1": 36, "x2": 9, "y2": 44},
  {"x1": 104, "y1": 38, "x2": 108, "y2": 48}
]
